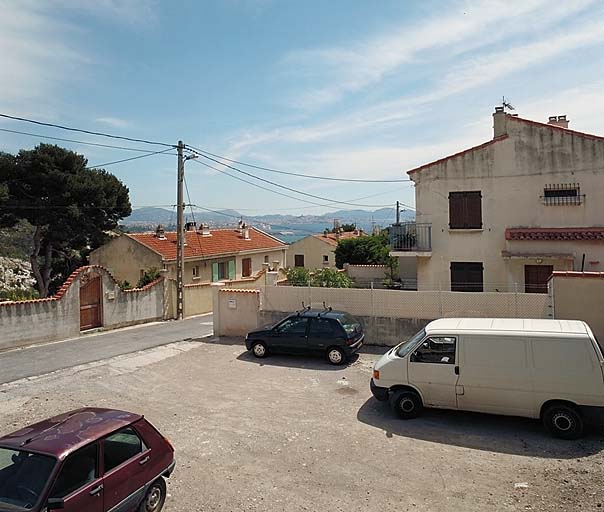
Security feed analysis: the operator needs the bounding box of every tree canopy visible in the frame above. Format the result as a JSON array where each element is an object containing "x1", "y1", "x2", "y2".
[
  {"x1": 334, "y1": 232, "x2": 391, "y2": 268},
  {"x1": 0, "y1": 144, "x2": 132, "y2": 297}
]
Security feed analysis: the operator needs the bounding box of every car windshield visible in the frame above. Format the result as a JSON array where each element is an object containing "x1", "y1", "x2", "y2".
[
  {"x1": 395, "y1": 329, "x2": 426, "y2": 358},
  {"x1": 0, "y1": 447, "x2": 56, "y2": 511},
  {"x1": 337, "y1": 313, "x2": 361, "y2": 336}
]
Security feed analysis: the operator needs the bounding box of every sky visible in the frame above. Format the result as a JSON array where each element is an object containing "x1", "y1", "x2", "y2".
[{"x1": 1, "y1": 0, "x2": 604, "y2": 218}]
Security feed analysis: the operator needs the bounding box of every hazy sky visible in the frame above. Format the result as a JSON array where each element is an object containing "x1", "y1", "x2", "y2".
[{"x1": 1, "y1": 0, "x2": 603, "y2": 215}]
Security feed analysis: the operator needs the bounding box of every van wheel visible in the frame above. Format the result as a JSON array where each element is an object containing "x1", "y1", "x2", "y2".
[
  {"x1": 251, "y1": 341, "x2": 268, "y2": 358},
  {"x1": 139, "y1": 477, "x2": 166, "y2": 512},
  {"x1": 326, "y1": 347, "x2": 346, "y2": 365},
  {"x1": 542, "y1": 404, "x2": 584, "y2": 440},
  {"x1": 390, "y1": 390, "x2": 423, "y2": 419}
]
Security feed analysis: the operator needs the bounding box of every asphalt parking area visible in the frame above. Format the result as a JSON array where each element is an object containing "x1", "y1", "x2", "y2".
[{"x1": 1, "y1": 337, "x2": 603, "y2": 511}]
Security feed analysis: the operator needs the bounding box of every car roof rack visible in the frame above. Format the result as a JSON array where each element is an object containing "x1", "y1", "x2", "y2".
[
  {"x1": 317, "y1": 302, "x2": 332, "y2": 317},
  {"x1": 296, "y1": 302, "x2": 312, "y2": 316}
]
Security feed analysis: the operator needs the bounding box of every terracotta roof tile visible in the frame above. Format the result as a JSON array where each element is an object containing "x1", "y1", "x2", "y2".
[
  {"x1": 128, "y1": 227, "x2": 285, "y2": 261},
  {"x1": 506, "y1": 227, "x2": 604, "y2": 241},
  {"x1": 312, "y1": 231, "x2": 366, "y2": 247}
]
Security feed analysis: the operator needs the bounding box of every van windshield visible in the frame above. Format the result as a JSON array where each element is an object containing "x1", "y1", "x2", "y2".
[
  {"x1": 0, "y1": 447, "x2": 56, "y2": 511},
  {"x1": 395, "y1": 329, "x2": 426, "y2": 358}
]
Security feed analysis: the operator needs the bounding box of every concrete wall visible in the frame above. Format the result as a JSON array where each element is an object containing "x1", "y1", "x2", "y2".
[
  {"x1": 287, "y1": 236, "x2": 336, "y2": 269},
  {"x1": 213, "y1": 286, "x2": 260, "y2": 337},
  {"x1": 89, "y1": 235, "x2": 163, "y2": 286},
  {"x1": 261, "y1": 285, "x2": 550, "y2": 320},
  {"x1": 0, "y1": 266, "x2": 164, "y2": 351},
  {"x1": 551, "y1": 272, "x2": 604, "y2": 343},
  {"x1": 411, "y1": 112, "x2": 604, "y2": 291}
]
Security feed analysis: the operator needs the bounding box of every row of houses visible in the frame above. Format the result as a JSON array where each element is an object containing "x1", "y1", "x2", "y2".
[{"x1": 390, "y1": 108, "x2": 604, "y2": 293}]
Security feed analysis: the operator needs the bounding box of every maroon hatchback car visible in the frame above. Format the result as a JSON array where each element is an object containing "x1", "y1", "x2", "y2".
[{"x1": 0, "y1": 408, "x2": 175, "y2": 512}]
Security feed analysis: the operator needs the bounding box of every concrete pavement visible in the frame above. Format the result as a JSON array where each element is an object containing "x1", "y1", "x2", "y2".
[{"x1": 0, "y1": 313, "x2": 213, "y2": 384}]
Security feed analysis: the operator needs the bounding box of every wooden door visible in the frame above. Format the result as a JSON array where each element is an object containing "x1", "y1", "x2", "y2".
[
  {"x1": 524, "y1": 265, "x2": 553, "y2": 294},
  {"x1": 80, "y1": 275, "x2": 102, "y2": 330}
]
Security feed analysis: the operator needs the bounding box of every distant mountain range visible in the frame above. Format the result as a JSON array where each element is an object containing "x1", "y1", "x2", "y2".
[
  {"x1": 122, "y1": 206, "x2": 415, "y2": 229},
  {"x1": 122, "y1": 206, "x2": 415, "y2": 242}
]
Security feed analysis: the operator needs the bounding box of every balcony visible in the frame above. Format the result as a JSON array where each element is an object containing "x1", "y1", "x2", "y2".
[{"x1": 389, "y1": 223, "x2": 432, "y2": 257}]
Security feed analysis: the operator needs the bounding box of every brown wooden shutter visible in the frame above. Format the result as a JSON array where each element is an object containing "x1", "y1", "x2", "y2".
[
  {"x1": 465, "y1": 191, "x2": 482, "y2": 228},
  {"x1": 449, "y1": 192, "x2": 464, "y2": 229}
]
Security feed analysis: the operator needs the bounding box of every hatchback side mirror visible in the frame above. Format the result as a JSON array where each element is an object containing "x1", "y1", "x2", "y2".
[{"x1": 47, "y1": 498, "x2": 65, "y2": 510}]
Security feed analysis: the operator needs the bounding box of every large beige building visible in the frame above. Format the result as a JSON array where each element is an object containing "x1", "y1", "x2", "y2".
[
  {"x1": 391, "y1": 108, "x2": 604, "y2": 293},
  {"x1": 90, "y1": 225, "x2": 287, "y2": 286}
]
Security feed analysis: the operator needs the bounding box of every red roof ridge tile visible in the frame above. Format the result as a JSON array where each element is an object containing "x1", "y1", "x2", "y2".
[
  {"x1": 219, "y1": 288, "x2": 260, "y2": 293},
  {"x1": 506, "y1": 227, "x2": 604, "y2": 241},
  {"x1": 509, "y1": 115, "x2": 604, "y2": 141},
  {"x1": 407, "y1": 135, "x2": 509, "y2": 175}
]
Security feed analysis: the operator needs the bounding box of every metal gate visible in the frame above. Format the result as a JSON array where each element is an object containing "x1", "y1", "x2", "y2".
[{"x1": 80, "y1": 274, "x2": 102, "y2": 330}]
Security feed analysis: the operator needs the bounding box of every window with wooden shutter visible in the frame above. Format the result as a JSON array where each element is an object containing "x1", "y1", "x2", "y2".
[
  {"x1": 211, "y1": 262, "x2": 219, "y2": 282},
  {"x1": 450, "y1": 262, "x2": 484, "y2": 292},
  {"x1": 242, "y1": 258, "x2": 252, "y2": 277},
  {"x1": 294, "y1": 254, "x2": 305, "y2": 267},
  {"x1": 449, "y1": 191, "x2": 482, "y2": 229},
  {"x1": 228, "y1": 259, "x2": 236, "y2": 280}
]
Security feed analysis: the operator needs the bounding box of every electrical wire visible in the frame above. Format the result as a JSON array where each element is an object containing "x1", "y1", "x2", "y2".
[
  {"x1": 0, "y1": 128, "x2": 174, "y2": 154},
  {"x1": 185, "y1": 144, "x2": 411, "y2": 183},
  {"x1": 187, "y1": 149, "x2": 400, "y2": 209},
  {"x1": 184, "y1": 176, "x2": 204, "y2": 256},
  {"x1": 89, "y1": 148, "x2": 176, "y2": 168},
  {"x1": 0, "y1": 113, "x2": 174, "y2": 148}
]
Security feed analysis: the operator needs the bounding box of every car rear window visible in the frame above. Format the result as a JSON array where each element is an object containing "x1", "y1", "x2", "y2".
[{"x1": 337, "y1": 313, "x2": 361, "y2": 337}]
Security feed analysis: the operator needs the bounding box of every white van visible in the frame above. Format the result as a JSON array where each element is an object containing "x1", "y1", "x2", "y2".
[{"x1": 370, "y1": 318, "x2": 604, "y2": 439}]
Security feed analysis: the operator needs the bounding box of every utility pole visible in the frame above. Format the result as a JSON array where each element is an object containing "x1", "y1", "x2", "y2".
[
  {"x1": 176, "y1": 141, "x2": 185, "y2": 320},
  {"x1": 396, "y1": 200, "x2": 400, "y2": 225}
]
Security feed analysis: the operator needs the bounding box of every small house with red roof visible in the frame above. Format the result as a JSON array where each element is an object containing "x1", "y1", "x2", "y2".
[
  {"x1": 390, "y1": 108, "x2": 604, "y2": 293},
  {"x1": 286, "y1": 230, "x2": 366, "y2": 269},
  {"x1": 89, "y1": 224, "x2": 287, "y2": 286}
]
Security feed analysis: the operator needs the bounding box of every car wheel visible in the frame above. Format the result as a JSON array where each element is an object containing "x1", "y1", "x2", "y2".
[
  {"x1": 139, "y1": 477, "x2": 166, "y2": 512},
  {"x1": 389, "y1": 389, "x2": 423, "y2": 419},
  {"x1": 326, "y1": 347, "x2": 347, "y2": 365},
  {"x1": 251, "y1": 341, "x2": 268, "y2": 358},
  {"x1": 542, "y1": 403, "x2": 584, "y2": 440}
]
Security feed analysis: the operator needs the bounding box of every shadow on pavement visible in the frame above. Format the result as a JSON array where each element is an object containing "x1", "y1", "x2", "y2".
[
  {"x1": 236, "y1": 349, "x2": 359, "y2": 371},
  {"x1": 357, "y1": 397, "x2": 604, "y2": 459}
]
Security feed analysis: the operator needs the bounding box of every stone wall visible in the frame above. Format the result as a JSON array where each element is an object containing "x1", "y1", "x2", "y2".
[{"x1": 0, "y1": 265, "x2": 164, "y2": 351}]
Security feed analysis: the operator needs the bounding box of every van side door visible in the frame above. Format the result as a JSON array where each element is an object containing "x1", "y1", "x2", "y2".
[{"x1": 407, "y1": 336, "x2": 459, "y2": 409}]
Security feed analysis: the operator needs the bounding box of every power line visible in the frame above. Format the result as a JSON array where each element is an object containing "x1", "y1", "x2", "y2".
[
  {"x1": 187, "y1": 149, "x2": 398, "y2": 208},
  {"x1": 0, "y1": 128, "x2": 174, "y2": 154},
  {"x1": 89, "y1": 148, "x2": 176, "y2": 168},
  {"x1": 0, "y1": 113, "x2": 174, "y2": 148},
  {"x1": 185, "y1": 144, "x2": 411, "y2": 183}
]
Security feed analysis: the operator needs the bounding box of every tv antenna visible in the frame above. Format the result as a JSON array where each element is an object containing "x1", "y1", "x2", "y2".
[{"x1": 501, "y1": 96, "x2": 515, "y2": 112}]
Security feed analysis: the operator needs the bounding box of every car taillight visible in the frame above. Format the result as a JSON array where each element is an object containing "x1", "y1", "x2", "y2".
[
  {"x1": 346, "y1": 337, "x2": 354, "y2": 345},
  {"x1": 373, "y1": 369, "x2": 380, "y2": 379},
  {"x1": 164, "y1": 436, "x2": 174, "y2": 451}
]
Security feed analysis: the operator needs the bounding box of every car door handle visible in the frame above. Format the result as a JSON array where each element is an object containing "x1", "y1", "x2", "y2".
[
  {"x1": 139, "y1": 455, "x2": 150, "y2": 465},
  {"x1": 89, "y1": 484, "x2": 103, "y2": 496}
]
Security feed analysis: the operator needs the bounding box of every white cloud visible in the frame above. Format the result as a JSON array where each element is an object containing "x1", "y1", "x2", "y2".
[
  {"x1": 95, "y1": 117, "x2": 132, "y2": 129},
  {"x1": 284, "y1": 0, "x2": 597, "y2": 110}
]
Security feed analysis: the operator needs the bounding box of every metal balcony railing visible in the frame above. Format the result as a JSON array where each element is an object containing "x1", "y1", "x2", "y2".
[{"x1": 390, "y1": 223, "x2": 432, "y2": 252}]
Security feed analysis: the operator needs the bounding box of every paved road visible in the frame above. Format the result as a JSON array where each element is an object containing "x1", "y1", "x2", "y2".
[{"x1": 0, "y1": 314, "x2": 213, "y2": 384}]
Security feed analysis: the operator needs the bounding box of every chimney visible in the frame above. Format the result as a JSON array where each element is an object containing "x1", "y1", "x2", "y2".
[
  {"x1": 155, "y1": 224, "x2": 166, "y2": 240},
  {"x1": 185, "y1": 221, "x2": 197, "y2": 232},
  {"x1": 199, "y1": 223, "x2": 212, "y2": 237},
  {"x1": 493, "y1": 106, "x2": 507, "y2": 138},
  {"x1": 548, "y1": 115, "x2": 569, "y2": 129},
  {"x1": 242, "y1": 226, "x2": 251, "y2": 240}
]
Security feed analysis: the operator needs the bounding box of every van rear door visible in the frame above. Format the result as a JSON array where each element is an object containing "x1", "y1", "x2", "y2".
[{"x1": 407, "y1": 336, "x2": 459, "y2": 408}]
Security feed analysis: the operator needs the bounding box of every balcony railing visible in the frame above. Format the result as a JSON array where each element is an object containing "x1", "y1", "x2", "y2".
[{"x1": 390, "y1": 223, "x2": 432, "y2": 252}]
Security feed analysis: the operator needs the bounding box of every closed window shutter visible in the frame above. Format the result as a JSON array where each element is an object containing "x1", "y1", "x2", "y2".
[
  {"x1": 449, "y1": 192, "x2": 464, "y2": 228},
  {"x1": 466, "y1": 191, "x2": 482, "y2": 228},
  {"x1": 228, "y1": 260, "x2": 235, "y2": 280},
  {"x1": 211, "y1": 262, "x2": 218, "y2": 282}
]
